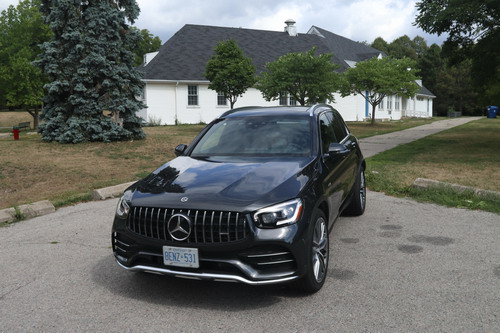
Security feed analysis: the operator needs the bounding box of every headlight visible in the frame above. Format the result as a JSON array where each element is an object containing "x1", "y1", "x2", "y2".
[
  {"x1": 253, "y1": 199, "x2": 303, "y2": 228},
  {"x1": 116, "y1": 191, "x2": 132, "y2": 218}
]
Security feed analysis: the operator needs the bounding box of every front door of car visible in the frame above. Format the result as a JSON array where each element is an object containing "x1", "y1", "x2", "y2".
[{"x1": 318, "y1": 112, "x2": 356, "y2": 223}]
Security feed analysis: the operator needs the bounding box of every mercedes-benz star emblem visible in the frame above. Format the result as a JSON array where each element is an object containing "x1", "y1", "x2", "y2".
[{"x1": 167, "y1": 214, "x2": 192, "y2": 241}]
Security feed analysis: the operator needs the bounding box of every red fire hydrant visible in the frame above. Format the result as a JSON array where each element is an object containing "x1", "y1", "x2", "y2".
[{"x1": 12, "y1": 127, "x2": 20, "y2": 140}]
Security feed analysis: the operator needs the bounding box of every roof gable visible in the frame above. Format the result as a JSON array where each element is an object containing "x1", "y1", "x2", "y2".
[{"x1": 309, "y1": 26, "x2": 384, "y2": 71}]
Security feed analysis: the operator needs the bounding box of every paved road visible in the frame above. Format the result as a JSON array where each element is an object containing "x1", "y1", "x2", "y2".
[{"x1": 1, "y1": 116, "x2": 498, "y2": 332}]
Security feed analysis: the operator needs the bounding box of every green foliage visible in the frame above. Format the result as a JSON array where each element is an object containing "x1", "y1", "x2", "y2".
[
  {"x1": 205, "y1": 40, "x2": 256, "y2": 109},
  {"x1": 131, "y1": 27, "x2": 162, "y2": 67},
  {"x1": 434, "y1": 60, "x2": 479, "y2": 115},
  {"x1": 387, "y1": 35, "x2": 419, "y2": 60},
  {"x1": 341, "y1": 57, "x2": 419, "y2": 124},
  {"x1": 256, "y1": 48, "x2": 341, "y2": 106},
  {"x1": 371, "y1": 37, "x2": 389, "y2": 55},
  {"x1": 37, "y1": 0, "x2": 145, "y2": 143},
  {"x1": 415, "y1": 0, "x2": 500, "y2": 106},
  {"x1": 0, "y1": 0, "x2": 50, "y2": 110}
]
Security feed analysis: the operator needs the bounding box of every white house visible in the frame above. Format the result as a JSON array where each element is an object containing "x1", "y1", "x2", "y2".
[{"x1": 138, "y1": 21, "x2": 435, "y2": 125}]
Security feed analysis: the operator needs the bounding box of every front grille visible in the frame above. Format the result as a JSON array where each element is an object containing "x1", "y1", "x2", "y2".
[{"x1": 127, "y1": 207, "x2": 249, "y2": 244}]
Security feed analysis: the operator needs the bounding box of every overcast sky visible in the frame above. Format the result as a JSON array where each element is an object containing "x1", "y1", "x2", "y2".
[{"x1": 1, "y1": 0, "x2": 447, "y2": 46}]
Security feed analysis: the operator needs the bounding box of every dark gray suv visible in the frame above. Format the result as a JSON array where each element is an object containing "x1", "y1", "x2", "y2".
[{"x1": 112, "y1": 104, "x2": 366, "y2": 292}]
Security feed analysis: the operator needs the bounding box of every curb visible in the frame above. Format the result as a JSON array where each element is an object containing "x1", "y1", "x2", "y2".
[
  {"x1": 0, "y1": 200, "x2": 55, "y2": 225},
  {"x1": 0, "y1": 208, "x2": 16, "y2": 224},
  {"x1": 1, "y1": 182, "x2": 135, "y2": 226},
  {"x1": 413, "y1": 178, "x2": 500, "y2": 200},
  {"x1": 91, "y1": 182, "x2": 135, "y2": 200}
]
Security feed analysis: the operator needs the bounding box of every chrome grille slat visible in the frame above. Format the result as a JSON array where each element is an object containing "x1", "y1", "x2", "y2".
[
  {"x1": 149, "y1": 208, "x2": 154, "y2": 238},
  {"x1": 202, "y1": 211, "x2": 207, "y2": 243},
  {"x1": 156, "y1": 209, "x2": 161, "y2": 237},
  {"x1": 210, "y1": 211, "x2": 215, "y2": 243},
  {"x1": 138, "y1": 207, "x2": 143, "y2": 235},
  {"x1": 127, "y1": 207, "x2": 249, "y2": 244},
  {"x1": 235, "y1": 213, "x2": 239, "y2": 241},
  {"x1": 163, "y1": 209, "x2": 168, "y2": 240},
  {"x1": 194, "y1": 211, "x2": 199, "y2": 243}
]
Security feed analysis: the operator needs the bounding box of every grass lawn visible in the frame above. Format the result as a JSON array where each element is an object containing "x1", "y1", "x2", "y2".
[
  {"x1": 0, "y1": 111, "x2": 33, "y2": 133},
  {"x1": 0, "y1": 124, "x2": 204, "y2": 209},
  {"x1": 366, "y1": 118, "x2": 500, "y2": 214}
]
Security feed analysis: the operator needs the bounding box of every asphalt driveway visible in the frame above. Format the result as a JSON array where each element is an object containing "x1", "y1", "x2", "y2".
[{"x1": 0, "y1": 191, "x2": 498, "y2": 332}]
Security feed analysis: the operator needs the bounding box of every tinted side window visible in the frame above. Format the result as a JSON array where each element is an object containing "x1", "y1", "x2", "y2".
[
  {"x1": 331, "y1": 112, "x2": 348, "y2": 142},
  {"x1": 319, "y1": 112, "x2": 337, "y2": 153}
]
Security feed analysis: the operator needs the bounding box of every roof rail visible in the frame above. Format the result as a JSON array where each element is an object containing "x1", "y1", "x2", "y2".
[
  {"x1": 307, "y1": 103, "x2": 332, "y2": 116},
  {"x1": 218, "y1": 106, "x2": 263, "y2": 118}
]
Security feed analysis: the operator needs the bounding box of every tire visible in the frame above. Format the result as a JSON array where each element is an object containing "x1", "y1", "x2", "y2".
[
  {"x1": 295, "y1": 209, "x2": 329, "y2": 293},
  {"x1": 344, "y1": 167, "x2": 366, "y2": 216}
]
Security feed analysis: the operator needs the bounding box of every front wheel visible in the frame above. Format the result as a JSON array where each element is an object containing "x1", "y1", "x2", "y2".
[
  {"x1": 295, "y1": 209, "x2": 329, "y2": 293},
  {"x1": 344, "y1": 167, "x2": 366, "y2": 216}
]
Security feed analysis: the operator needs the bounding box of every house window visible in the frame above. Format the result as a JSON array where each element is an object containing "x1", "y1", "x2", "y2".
[
  {"x1": 289, "y1": 95, "x2": 297, "y2": 106},
  {"x1": 417, "y1": 96, "x2": 424, "y2": 101},
  {"x1": 188, "y1": 85, "x2": 198, "y2": 106},
  {"x1": 279, "y1": 93, "x2": 288, "y2": 106},
  {"x1": 379, "y1": 97, "x2": 384, "y2": 109},
  {"x1": 217, "y1": 91, "x2": 227, "y2": 106},
  {"x1": 395, "y1": 97, "x2": 400, "y2": 110},
  {"x1": 387, "y1": 96, "x2": 393, "y2": 110}
]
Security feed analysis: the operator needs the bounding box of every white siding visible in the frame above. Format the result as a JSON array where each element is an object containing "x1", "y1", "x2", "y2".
[
  {"x1": 142, "y1": 82, "x2": 429, "y2": 125},
  {"x1": 144, "y1": 83, "x2": 176, "y2": 124}
]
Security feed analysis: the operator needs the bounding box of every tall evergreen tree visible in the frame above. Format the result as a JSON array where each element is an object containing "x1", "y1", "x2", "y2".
[{"x1": 37, "y1": 0, "x2": 145, "y2": 143}]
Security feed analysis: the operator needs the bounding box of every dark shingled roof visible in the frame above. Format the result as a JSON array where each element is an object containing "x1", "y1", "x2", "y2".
[
  {"x1": 140, "y1": 24, "x2": 383, "y2": 81},
  {"x1": 140, "y1": 23, "x2": 435, "y2": 97},
  {"x1": 308, "y1": 26, "x2": 384, "y2": 71},
  {"x1": 417, "y1": 85, "x2": 436, "y2": 97}
]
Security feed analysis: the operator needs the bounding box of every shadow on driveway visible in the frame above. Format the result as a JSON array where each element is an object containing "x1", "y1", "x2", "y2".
[{"x1": 91, "y1": 255, "x2": 313, "y2": 311}]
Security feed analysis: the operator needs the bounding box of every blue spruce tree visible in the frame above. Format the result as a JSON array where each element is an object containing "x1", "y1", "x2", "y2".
[{"x1": 37, "y1": 0, "x2": 145, "y2": 143}]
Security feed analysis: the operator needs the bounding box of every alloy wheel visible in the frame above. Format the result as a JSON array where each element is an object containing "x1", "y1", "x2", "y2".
[{"x1": 312, "y1": 217, "x2": 328, "y2": 282}]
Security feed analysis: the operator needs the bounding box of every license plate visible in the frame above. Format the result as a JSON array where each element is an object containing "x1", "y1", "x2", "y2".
[{"x1": 163, "y1": 246, "x2": 199, "y2": 268}]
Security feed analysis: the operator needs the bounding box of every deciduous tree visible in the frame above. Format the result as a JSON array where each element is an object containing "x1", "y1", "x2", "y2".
[
  {"x1": 37, "y1": 0, "x2": 145, "y2": 143},
  {"x1": 205, "y1": 40, "x2": 256, "y2": 109},
  {"x1": 341, "y1": 57, "x2": 419, "y2": 124},
  {"x1": 415, "y1": 0, "x2": 500, "y2": 105},
  {"x1": 132, "y1": 27, "x2": 162, "y2": 67},
  {"x1": 257, "y1": 48, "x2": 341, "y2": 106},
  {"x1": 0, "y1": 0, "x2": 50, "y2": 128}
]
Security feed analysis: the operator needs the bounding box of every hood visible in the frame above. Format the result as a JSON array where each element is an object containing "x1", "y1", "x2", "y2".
[{"x1": 130, "y1": 156, "x2": 314, "y2": 211}]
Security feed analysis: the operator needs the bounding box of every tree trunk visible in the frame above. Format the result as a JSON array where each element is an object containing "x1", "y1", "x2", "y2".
[
  {"x1": 27, "y1": 109, "x2": 40, "y2": 129},
  {"x1": 371, "y1": 103, "x2": 376, "y2": 125}
]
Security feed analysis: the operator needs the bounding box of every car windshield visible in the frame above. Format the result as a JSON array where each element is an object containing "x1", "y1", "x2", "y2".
[{"x1": 191, "y1": 116, "x2": 313, "y2": 157}]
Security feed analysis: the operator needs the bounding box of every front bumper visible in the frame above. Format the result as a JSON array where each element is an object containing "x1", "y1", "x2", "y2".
[
  {"x1": 114, "y1": 259, "x2": 299, "y2": 285},
  {"x1": 112, "y1": 209, "x2": 310, "y2": 285}
]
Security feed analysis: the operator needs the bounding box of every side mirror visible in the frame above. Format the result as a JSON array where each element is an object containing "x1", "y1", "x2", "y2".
[
  {"x1": 174, "y1": 144, "x2": 188, "y2": 156},
  {"x1": 327, "y1": 143, "x2": 349, "y2": 157}
]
